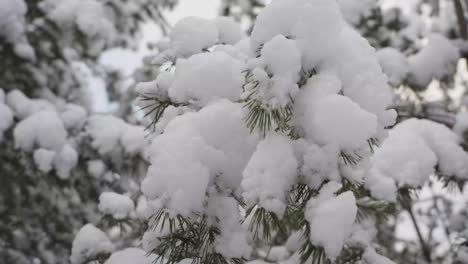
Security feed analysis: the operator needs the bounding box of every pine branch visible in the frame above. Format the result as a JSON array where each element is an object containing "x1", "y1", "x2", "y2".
[
  {"x1": 356, "y1": 197, "x2": 395, "y2": 223},
  {"x1": 244, "y1": 207, "x2": 286, "y2": 242},
  {"x1": 243, "y1": 98, "x2": 294, "y2": 136},
  {"x1": 137, "y1": 93, "x2": 185, "y2": 132},
  {"x1": 149, "y1": 209, "x2": 244, "y2": 264},
  {"x1": 299, "y1": 224, "x2": 329, "y2": 264},
  {"x1": 400, "y1": 193, "x2": 432, "y2": 263},
  {"x1": 297, "y1": 67, "x2": 317, "y2": 88}
]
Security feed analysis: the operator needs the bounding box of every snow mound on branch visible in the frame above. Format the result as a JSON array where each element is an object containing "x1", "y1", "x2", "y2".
[
  {"x1": 242, "y1": 134, "x2": 298, "y2": 217},
  {"x1": 98, "y1": 192, "x2": 135, "y2": 219},
  {"x1": 214, "y1": 17, "x2": 244, "y2": 45},
  {"x1": 366, "y1": 118, "x2": 468, "y2": 201},
  {"x1": 377, "y1": 47, "x2": 410, "y2": 87},
  {"x1": 0, "y1": 0, "x2": 27, "y2": 42},
  {"x1": 87, "y1": 115, "x2": 146, "y2": 155},
  {"x1": 251, "y1": 0, "x2": 395, "y2": 144},
  {"x1": 298, "y1": 141, "x2": 340, "y2": 189},
  {"x1": 42, "y1": 0, "x2": 116, "y2": 53},
  {"x1": 6, "y1": 90, "x2": 55, "y2": 119},
  {"x1": 207, "y1": 196, "x2": 252, "y2": 258},
  {"x1": 0, "y1": 0, "x2": 35, "y2": 60},
  {"x1": 141, "y1": 100, "x2": 257, "y2": 216},
  {"x1": 33, "y1": 143, "x2": 78, "y2": 179},
  {"x1": 169, "y1": 51, "x2": 244, "y2": 105},
  {"x1": 104, "y1": 248, "x2": 155, "y2": 264},
  {"x1": 308, "y1": 94, "x2": 378, "y2": 149},
  {"x1": 87, "y1": 160, "x2": 106, "y2": 178},
  {"x1": 408, "y1": 34, "x2": 459, "y2": 89},
  {"x1": 169, "y1": 16, "x2": 243, "y2": 57},
  {"x1": 170, "y1": 17, "x2": 219, "y2": 57},
  {"x1": 293, "y1": 73, "x2": 379, "y2": 150},
  {"x1": 243, "y1": 35, "x2": 301, "y2": 109},
  {"x1": 260, "y1": 35, "x2": 301, "y2": 80},
  {"x1": 34, "y1": 149, "x2": 55, "y2": 173},
  {"x1": 60, "y1": 104, "x2": 87, "y2": 130},
  {"x1": 54, "y1": 144, "x2": 78, "y2": 180},
  {"x1": 70, "y1": 224, "x2": 113, "y2": 264},
  {"x1": 305, "y1": 182, "x2": 357, "y2": 260},
  {"x1": 14, "y1": 110, "x2": 67, "y2": 151}
]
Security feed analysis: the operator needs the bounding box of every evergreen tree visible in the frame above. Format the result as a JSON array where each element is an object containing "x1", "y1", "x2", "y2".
[
  {"x1": 74, "y1": 1, "x2": 468, "y2": 264},
  {"x1": 0, "y1": 0, "x2": 175, "y2": 263}
]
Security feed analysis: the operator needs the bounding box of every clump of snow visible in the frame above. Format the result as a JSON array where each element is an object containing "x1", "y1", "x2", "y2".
[
  {"x1": 33, "y1": 144, "x2": 77, "y2": 179},
  {"x1": 250, "y1": 0, "x2": 395, "y2": 126},
  {"x1": 0, "y1": 0, "x2": 27, "y2": 43},
  {"x1": 87, "y1": 160, "x2": 107, "y2": 178},
  {"x1": 170, "y1": 17, "x2": 219, "y2": 57},
  {"x1": 366, "y1": 118, "x2": 468, "y2": 201},
  {"x1": 168, "y1": 16, "x2": 243, "y2": 58},
  {"x1": 14, "y1": 110, "x2": 67, "y2": 151},
  {"x1": 308, "y1": 94, "x2": 378, "y2": 150},
  {"x1": 6, "y1": 90, "x2": 55, "y2": 119},
  {"x1": 299, "y1": 142, "x2": 340, "y2": 189},
  {"x1": 54, "y1": 144, "x2": 78, "y2": 180},
  {"x1": 141, "y1": 100, "x2": 257, "y2": 216},
  {"x1": 214, "y1": 17, "x2": 244, "y2": 45},
  {"x1": 285, "y1": 231, "x2": 304, "y2": 252},
  {"x1": 377, "y1": 47, "x2": 410, "y2": 86},
  {"x1": 70, "y1": 224, "x2": 114, "y2": 264},
  {"x1": 98, "y1": 192, "x2": 135, "y2": 219},
  {"x1": 207, "y1": 196, "x2": 252, "y2": 258},
  {"x1": 104, "y1": 248, "x2": 154, "y2": 264},
  {"x1": 408, "y1": 34, "x2": 460, "y2": 89},
  {"x1": 87, "y1": 115, "x2": 146, "y2": 155},
  {"x1": 41, "y1": 0, "x2": 116, "y2": 54},
  {"x1": 33, "y1": 149, "x2": 56, "y2": 173},
  {"x1": 60, "y1": 104, "x2": 87, "y2": 130},
  {"x1": 260, "y1": 35, "x2": 301, "y2": 80},
  {"x1": 241, "y1": 35, "x2": 301, "y2": 109},
  {"x1": 135, "y1": 72, "x2": 174, "y2": 103},
  {"x1": 169, "y1": 51, "x2": 244, "y2": 105},
  {"x1": 305, "y1": 182, "x2": 357, "y2": 260},
  {"x1": 242, "y1": 134, "x2": 298, "y2": 217},
  {"x1": 293, "y1": 73, "x2": 379, "y2": 150},
  {"x1": 0, "y1": 0, "x2": 35, "y2": 60}
]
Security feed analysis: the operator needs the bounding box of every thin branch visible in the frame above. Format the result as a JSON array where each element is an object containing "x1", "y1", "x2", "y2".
[
  {"x1": 454, "y1": 0, "x2": 468, "y2": 39},
  {"x1": 402, "y1": 200, "x2": 432, "y2": 263}
]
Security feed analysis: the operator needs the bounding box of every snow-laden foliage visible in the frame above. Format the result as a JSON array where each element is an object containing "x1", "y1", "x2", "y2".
[
  {"x1": 70, "y1": 0, "x2": 465, "y2": 263},
  {"x1": 2, "y1": 0, "x2": 468, "y2": 263},
  {"x1": 0, "y1": 1, "x2": 175, "y2": 262},
  {"x1": 97, "y1": 0, "x2": 467, "y2": 263},
  {"x1": 0, "y1": 87, "x2": 149, "y2": 263}
]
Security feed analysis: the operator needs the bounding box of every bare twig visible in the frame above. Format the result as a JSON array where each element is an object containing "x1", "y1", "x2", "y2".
[
  {"x1": 454, "y1": 0, "x2": 468, "y2": 39},
  {"x1": 402, "y1": 200, "x2": 432, "y2": 263}
]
